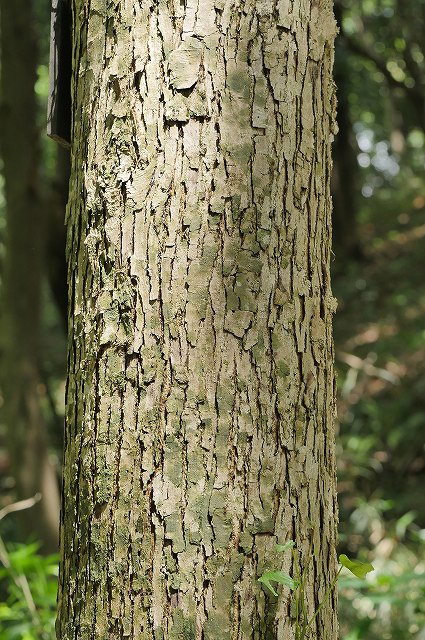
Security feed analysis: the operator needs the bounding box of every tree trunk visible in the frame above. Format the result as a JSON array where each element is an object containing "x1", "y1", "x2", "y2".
[
  {"x1": 46, "y1": 146, "x2": 71, "y2": 329},
  {"x1": 331, "y1": 3, "x2": 362, "y2": 262},
  {"x1": 58, "y1": 1, "x2": 339, "y2": 638},
  {"x1": 0, "y1": 0, "x2": 60, "y2": 553}
]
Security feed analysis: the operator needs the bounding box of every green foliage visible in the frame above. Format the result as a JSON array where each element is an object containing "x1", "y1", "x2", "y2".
[
  {"x1": 333, "y1": 7, "x2": 425, "y2": 617},
  {"x1": 258, "y1": 570, "x2": 298, "y2": 596},
  {"x1": 339, "y1": 555, "x2": 425, "y2": 639},
  {"x1": 0, "y1": 542, "x2": 58, "y2": 640},
  {"x1": 339, "y1": 554, "x2": 374, "y2": 579},
  {"x1": 258, "y1": 542, "x2": 374, "y2": 639}
]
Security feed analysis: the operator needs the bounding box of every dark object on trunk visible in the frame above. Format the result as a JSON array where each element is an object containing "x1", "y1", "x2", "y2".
[{"x1": 47, "y1": 0, "x2": 71, "y2": 148}]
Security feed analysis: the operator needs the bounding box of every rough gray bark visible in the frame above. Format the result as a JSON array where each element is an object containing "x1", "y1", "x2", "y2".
[{"x1": 58, "y1": 1, "x2": 339, "y2": 638}]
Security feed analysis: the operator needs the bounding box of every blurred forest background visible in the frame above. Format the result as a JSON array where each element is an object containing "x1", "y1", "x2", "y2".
[{"x1": 0, "y1": 0, "x2": 424, "y2": 638}]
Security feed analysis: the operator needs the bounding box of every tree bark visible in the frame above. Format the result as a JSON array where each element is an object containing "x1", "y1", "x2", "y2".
[
  {"x1": 58, "y1": 1, "x2": 339, "y2": 638},
  {"x1": 0, "y1": 0, "x2": 60, "y2": 553}
]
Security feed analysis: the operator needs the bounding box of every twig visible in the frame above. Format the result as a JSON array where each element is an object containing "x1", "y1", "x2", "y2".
[
  {"x1": 337, "y1": 352, "x2": 399, "y2": 385},
  {"x1": 0, "y1": 493, "x2": 41, "y2": 522},
  {"x1": 0, "y1": 493, "x2": 43, "y2": 626}
]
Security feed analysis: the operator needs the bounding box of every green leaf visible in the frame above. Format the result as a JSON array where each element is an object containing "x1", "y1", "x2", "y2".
[
  {"x1": 339, "y1": 554, "x2": 374, "y2": 579},
  {"x1": 258, "y1": 570, "x2": 298, "y2": 596},
  {"x1": 276, "y1": 540, "x2": 296, "y2": 553},
  {"x1": 0, "y1": 604, "x2": 14, "y2": 619}
]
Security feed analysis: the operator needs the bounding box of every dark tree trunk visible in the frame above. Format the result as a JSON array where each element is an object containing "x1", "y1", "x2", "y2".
[{"x1": 0, "y1": 0, "x2": 60, "y2": 552}]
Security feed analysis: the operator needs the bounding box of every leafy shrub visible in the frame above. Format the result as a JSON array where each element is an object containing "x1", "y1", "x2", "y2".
[
  {"x1": 0, "y1": 542, "x2": 58, "y2": 640},
  {"x1": 339, "y1": 527, "x2": 425, "y2": 640}
]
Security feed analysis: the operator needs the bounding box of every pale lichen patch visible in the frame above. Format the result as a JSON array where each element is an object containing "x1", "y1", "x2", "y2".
[
  {"x1": 168, "y1": 36, "x2": 204, "y2": 91},
  {"x1": 224, "y1": 310, "x2": 254, "y2": 338}
]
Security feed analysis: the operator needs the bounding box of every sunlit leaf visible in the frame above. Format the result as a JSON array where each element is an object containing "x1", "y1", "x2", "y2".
[
  {"x1": 258, "y1": 570, "x2": 298, "y2": 596},
  {"x1": 339, "y1": 554, "x2": 374, "y2": 579}
]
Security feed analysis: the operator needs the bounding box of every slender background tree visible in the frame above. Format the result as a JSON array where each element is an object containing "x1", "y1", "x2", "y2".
[{"x1": 0, "y1": 0, "x2": 61, "y2": 553}]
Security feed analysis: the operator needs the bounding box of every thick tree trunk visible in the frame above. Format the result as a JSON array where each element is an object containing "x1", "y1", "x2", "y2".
[
  {"x1": 58, "y1": 1, "x2": 338, "y2": 638},
  {"x1": 0, "y1": 0, "x2": 60, "y2": 552}
]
